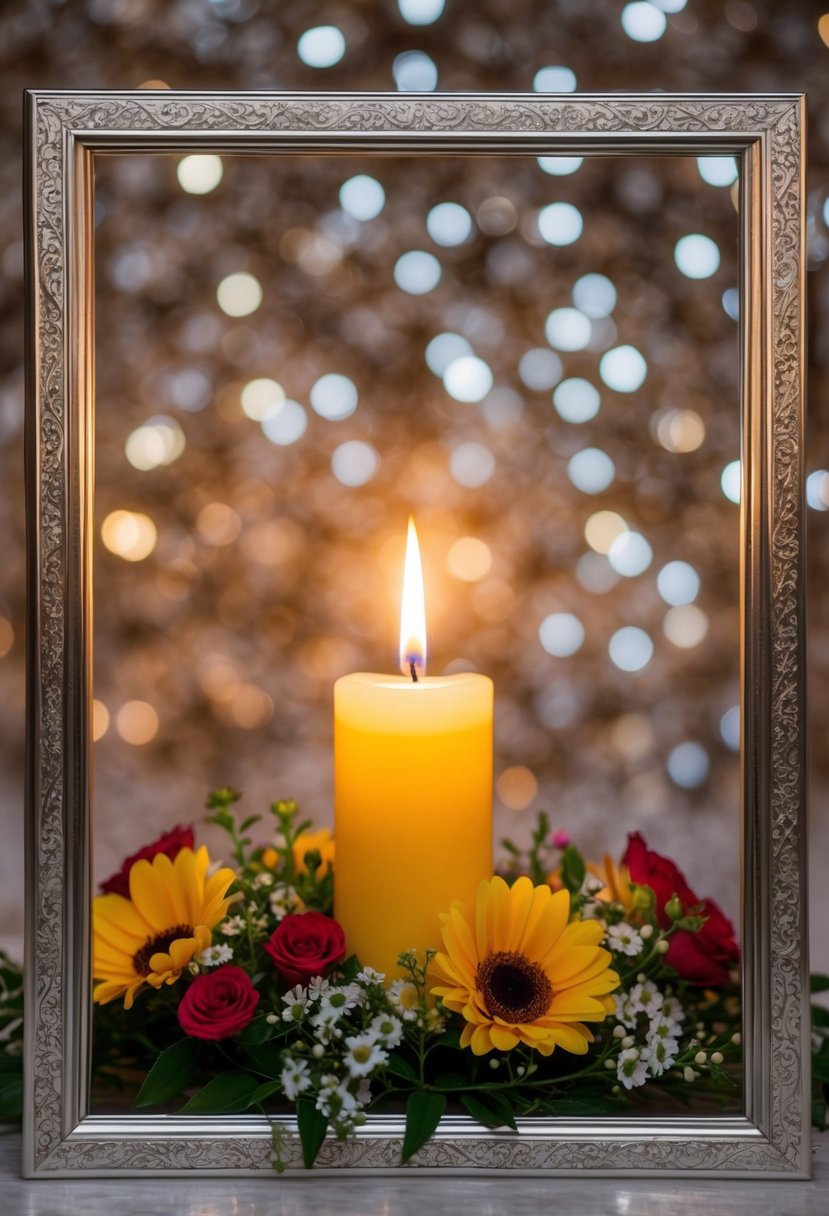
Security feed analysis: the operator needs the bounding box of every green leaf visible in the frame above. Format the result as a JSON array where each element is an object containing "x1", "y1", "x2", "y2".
[
  {"x1": 0, "y1": 1066, "x2": 22, "y2": 1120},
  {"x1": 236, "y1": 1014, "x2": 277, "y2": 1047},
  {"x1": 560, "y1": 844, "x2": 586, "y2": 896},
  {"x1": 401, "y1": 1091, "x2": 446, "y2": 1164},
  {"x1": 384, "y1": 1053, "x2": 419, "y2": 1083},
  {"x1": 460, "y1": 1093, "x2": 516, "y2": 1130},
  {"x1": 238, "y1": 815, "x2": 262, "y2": 833},
  {"x1": 134, "y1": 1038, "x2": 201, "y2": 1109},
  {"x1": 297, "y1": 1098, "x2": 329, "y2": 1168},
  {"x1": 179, "y1": 1070, "x2": 260, "y2": 1114},
  {"x1": 811, "y1": 1004, "x2": 829, "y2": 1029},
  {"x1": 431, "y1": 1072, "x2": 470, "y2": 1090},
  {"x1": 812, "y1": 1093, "x2": 828, "y2": 1131},
  {"x1": 812, "y1": 1056, "x2": 829, "y2": 1084},
  {"x1": 810, "y1": 974, "x2": 829, "y2": 994},
  {"x1": 251, "y1": 1080, "x2": 283, "y2": 1105},
  {"x1": 241, "y1": 1043, "x2": 284, "y2": 1079}
]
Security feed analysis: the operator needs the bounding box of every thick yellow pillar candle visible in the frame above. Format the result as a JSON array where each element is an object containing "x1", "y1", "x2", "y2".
[
  {"x1": 334, "y1": 518, "x2": 493, "y2": 978},
  {"x1": 334, "y1": 672, "x2": 493, "y2": 979}
]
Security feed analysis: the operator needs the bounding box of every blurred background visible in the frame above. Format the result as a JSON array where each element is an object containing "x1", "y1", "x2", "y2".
[{"x1": 0, "y1": 0, "x2": 826, "y2": 964}]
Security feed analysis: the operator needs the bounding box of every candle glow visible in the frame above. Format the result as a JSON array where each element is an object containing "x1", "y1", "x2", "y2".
[{"x1": 399, "y1": 516, "x2": 427, "y2": 677}]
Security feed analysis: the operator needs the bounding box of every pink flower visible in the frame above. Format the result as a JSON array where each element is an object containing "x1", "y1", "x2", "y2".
[{"x1": 551, "y1": 830, "x2": 571, "y2": 849}]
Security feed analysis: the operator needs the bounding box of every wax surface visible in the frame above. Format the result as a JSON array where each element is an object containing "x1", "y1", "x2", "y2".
[{"x1": 334, "y1": 672, "x2": 493, "y2": 979}]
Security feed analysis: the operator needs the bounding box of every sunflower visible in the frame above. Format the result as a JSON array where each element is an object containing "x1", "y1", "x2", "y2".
[
  {"x1": 588, "y1": 853, "x2": 635, "y2": 913},
  {"x1": 93, "y1": 846, "x2": 237, "y2": 1009},
  {"x1": 430, "y1": 875, "x2": 619, "y2": 1056}
]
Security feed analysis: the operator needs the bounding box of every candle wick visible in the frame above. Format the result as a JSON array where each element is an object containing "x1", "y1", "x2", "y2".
[{"x1": 409, "y1": 659, "x2": 419, "y2": 683}]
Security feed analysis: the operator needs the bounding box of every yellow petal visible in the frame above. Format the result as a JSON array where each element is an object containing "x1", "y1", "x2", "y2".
[
  {"x1": 522, "y1": 889, "x2": 570, "y2": 962},
  {"x1": 129, "y1": 857, "x2": 181, "y2": 932},
  {"x1": 489, "y1": 1024, "x2": 519, "y2": 1051},
  {"x1": 470, "y1": 1023, "x2": 493, "y2": 1055}
]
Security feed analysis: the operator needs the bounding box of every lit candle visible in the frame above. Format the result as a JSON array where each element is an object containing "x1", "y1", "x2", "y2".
[{"x1": 334, "y1": 518, "x2": 493, "y2": 978}]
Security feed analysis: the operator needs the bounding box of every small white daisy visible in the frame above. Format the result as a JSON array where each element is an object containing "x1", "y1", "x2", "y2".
[
  {"x1": 344, "y1": 1034, "x2": 389, "y2": 1079},
  {"x1": 617, "y1": 1047, "x2": 649, "y2": 1090},
  {"x1": 280, "y1": 1057, "x2": 311, "y2": 1101},
  {"x1": 218, "y1": 915, "x2": 245, "y2": 938},
  {"x1": 628, "y1": 980, "x2": 664, "y2": 1018},
  {"x1": 388, "y1": 980, "x2": 420, "y2": 1021},
  {"x1": 198, "y1": 943, "x2": 234, "y2": 968},
  {"x1": 606, "y1": 923, "x2": 644, "y2": 957},
  {"x1": 369, "y1": 1012, "x2": 404, "y2": 1049},
  {"x1": 356, "y1": 966, "x2": 385, "y2": 986}
]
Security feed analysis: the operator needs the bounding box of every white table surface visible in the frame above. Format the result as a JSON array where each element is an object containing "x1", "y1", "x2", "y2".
[{"x1": 0, "y1": 1132, "x2": 825, "y2": 1216}]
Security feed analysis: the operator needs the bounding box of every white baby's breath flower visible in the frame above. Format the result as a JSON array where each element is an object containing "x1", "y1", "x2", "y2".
[
  {"x1": 628, "y1": 981, "x2": 663, "y2": 1018},
  {"x1": 344, "y1": 1034, "x2": 388, "y2": 1079},
  {"x1": 198, "y1": 943, "x2": 234, "y2": 968},
  {"x1": 356, "y1": 966, "x2": 385, "y2": 986},
  {"x1": 643, "y1": 1034, "x2": 678, "y2": 1077},
  {"x1": 315, "y1": 1074, "x2": 358, "y2": 1118},
  {"x1": 369, "y1": 1012, "x2": 403, "y2": 1049},
  {"x1": 253, "y1": 871, "x2": 275, "y2": 889},
  {"x1": 281, "y1": 984, "x2": 309, "y2": 1024},
  {"x1": 388, "y1": 980, "x2": 420, "y2": 1020},
  {"x1": 312, "y1": 1007, "x2": 344, "y2": 1044},
  {"x1": 280, "y1": 1057, "x2": 311, "y2": 1101},
  {"x1": 269, "y1": 884, "x2": 301, "y2": 921},
  {"x1": 617, "y1": 1047, "x2": 649, "y2": 1090},
  {"x1": 612, "y1": 993, "x2": 639, "y2": 1030},
  {"x1": 662, "y1": 995, "x2": 685, "y2": 1023},
  {"x1": 606, "y1": 923, "x2": 644, "y2": 957},
  {"x1": 307, "y1": 976, "x2": 333, "y2": 1003},
  {"x1": 219, "y1": 914, "x2": 245, "y2": 938}
]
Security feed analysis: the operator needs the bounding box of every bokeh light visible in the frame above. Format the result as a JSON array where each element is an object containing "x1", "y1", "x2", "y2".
[
  {"x1": 427, "y1": 202, "x2": 473, "y2": 246},
  {"x1": 216, "y1": 272, "x2": 262, "y2": 317},
  {"x1": 176, "y1": 155, "x2": 223, "y2": 194},
  {"x1": 553, "y1": 378, "x2": 601, "y2": 424},
  {"x1": 667, "y1": 741, "x2": 709, "y2": 788},
  {"x1": 609, "y1": 626, "x2": 654, "y2": 673},
  {"x1": 443, "y1": 355, "x2": 493, "y2": 402},
  {"x1": 447, "y1": 537, "x2": 493, "y2": 582},
  {"x1": 101, "y1": 511, "x2": 157, "y2": 562},
  {"x1": 599, "y1": 345, "x2": 647, "y2": 392},
  {"x1": 310, "y1": 373, "x2": 359, "y2": 421},
  {"x1": 116, "y1": 701, "x2": 159, "y2": 746},
  {"x1": 621, "y1": 2, "x2": 667, "y2": 41},
  {"x1": 674, "y1": 233, "x2": 721, "y2": 280},
  {"x1": 537, "y1": 202, "x2": 583, "y2": 246},
  {"x1": 545, "y1": 307, "x2": 591, "y2": 351},
  {"x1": 331, "y1": 441, "x2": 379, "y2": 487},
  {"x1": 297, "y1": 25, "x2": 346, "y2": 67},
  {"x1": 339, "y1": 175, "x2": 386, "y2": 221},
  {"x1": 394, "y1": 250, "x2": 441, "y2": 294},
  {"x1": 496, "y1": 766, "x2": 538, "y2": 810},
  {"x1": 393, "y1": 49, "x2": 438, "y2": 90},
  {"x1": 539, "y1": 612, "x2": 585, "y2": 657}
]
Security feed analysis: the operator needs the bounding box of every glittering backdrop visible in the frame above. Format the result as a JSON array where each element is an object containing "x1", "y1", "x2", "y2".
[{"x1": 1, "y1": 0, "x2": 827, "y2": 963}]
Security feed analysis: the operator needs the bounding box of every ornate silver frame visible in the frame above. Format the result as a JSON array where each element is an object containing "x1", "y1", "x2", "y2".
[{"x1": 23, "y1": 91, "x2": 808, "y2": 1178}]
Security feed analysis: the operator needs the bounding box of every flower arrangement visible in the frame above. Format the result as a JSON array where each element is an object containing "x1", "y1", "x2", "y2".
[
  {"x1": 2, "y1": 791, "x2": 826, "y2": 1156},
  {"x1": 81, "y1": 790, "x2": 753, "y2": 1167}
]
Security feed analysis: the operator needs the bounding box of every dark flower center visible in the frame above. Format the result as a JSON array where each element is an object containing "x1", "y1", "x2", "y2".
[
  {"x1": 133, "y1": 924, "x2": 193, "y2": 976},
  {"x1": 476, "y1": 950, "x2": 553, "y2": 1024}
]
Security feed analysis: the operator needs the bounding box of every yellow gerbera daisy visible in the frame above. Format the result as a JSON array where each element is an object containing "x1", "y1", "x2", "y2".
[
  {"x1": 588, "y1": 854, "x2": 635, "y2": 913},
  {"x1": 93, "y1": 845, "x2": 237, "y2": 1010},
  {"x1": 430, "y1": 875, "x2": 619, "y2": 1057}
]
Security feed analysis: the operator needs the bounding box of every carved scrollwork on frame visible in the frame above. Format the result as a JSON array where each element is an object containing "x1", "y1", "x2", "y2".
[{"x1": 24, "y1": 92, "x2": 807, "y2": 1177}]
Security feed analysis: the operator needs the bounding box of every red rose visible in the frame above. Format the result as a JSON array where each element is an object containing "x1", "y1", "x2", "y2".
[
  {"x1": 177, "y1": 966, "x2": 260, "y2": 1040},
  {"x1": 622, "y1": 831, "x2": 739, "y2": 987},
  {"x1": 264, "y1": 911, "x2": 346, "y2": 987},
  {"x1": 100, "y1": 824, "x2": 195, "y2": 898}
]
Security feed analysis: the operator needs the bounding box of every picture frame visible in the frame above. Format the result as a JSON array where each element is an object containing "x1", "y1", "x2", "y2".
[{"x1": 23, "y1": 90, "x2": 808, "y2": 1177}]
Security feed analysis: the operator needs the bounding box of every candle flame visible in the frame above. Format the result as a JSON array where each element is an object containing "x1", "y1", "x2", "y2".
[{"x1": 399, "y1": 516, "x2": 426, "y2": 678}]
